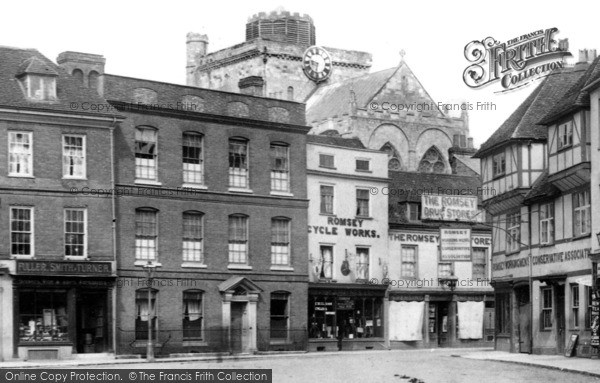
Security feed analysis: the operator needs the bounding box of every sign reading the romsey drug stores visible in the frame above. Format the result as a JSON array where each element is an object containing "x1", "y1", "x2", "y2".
[
  {"x1": 421, "y1": 194, "x2": 479, "y2": 222},
  {"x1": 439, "y1": 228, "x2": 472, "y2": 261},
  {"x1": 17, "y1": 260, "x2": 112, "y2": 276}
]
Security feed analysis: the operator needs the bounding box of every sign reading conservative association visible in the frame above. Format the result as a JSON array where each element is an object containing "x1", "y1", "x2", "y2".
[
  {"x1": 421, "y1": 194, "x2": 479, "y2": 222},
  {"x1": 439, "y1": 228, "x2": 471, "y2": 261}
]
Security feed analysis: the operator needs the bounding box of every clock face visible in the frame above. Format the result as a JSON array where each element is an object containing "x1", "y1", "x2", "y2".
[{"x1": 302, "y1": 46, "x2": 332, "y2": 82}]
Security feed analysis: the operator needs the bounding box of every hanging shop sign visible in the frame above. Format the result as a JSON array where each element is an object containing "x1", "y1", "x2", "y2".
[{"x1": 439, "y1": 228, "x2": 472, "y2": 261}]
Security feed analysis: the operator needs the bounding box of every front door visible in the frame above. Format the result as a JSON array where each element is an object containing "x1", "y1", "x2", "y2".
[
  {"x1": 230, "y1": 302, "x2": 247, "y2": 354},
  {"x1": 77, "y1": 292, "x2": 108, "y2": 353},
  {"x1": 516, "y1": 287, "x2": 531, "y2": 353},
  {"x1": 437, "y1": 303, "x2": 450, "y2": 347},
  {"x1": 556, "y1": 285, "x2": 566, "y2": 354}
]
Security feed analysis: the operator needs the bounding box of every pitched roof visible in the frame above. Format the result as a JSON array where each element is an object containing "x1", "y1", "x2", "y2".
[
  {"x1": 387, "y1": 170, "x2": 483, "y2": 204},
  {"x1": 473, "y1": 65, "x2": 588, "y2": 158},
  {"x1": 306, "y1": 67, "x2": 397, "y2": 123},
  {"x1": 539, "y1": 58, "x2": 600, "y2": 124},
  {"x1": 306, "y1": 133, "x2": 366, "y2": 149},
  {"x1": 523, "y1": 171, "x2": 560, "y2": 204},
  {"x1": 0, "y1": 46, "x2": 114, "y2": 116},
  {"x1": 453, "y1": 154, "x2": 480, "y2": 175}
]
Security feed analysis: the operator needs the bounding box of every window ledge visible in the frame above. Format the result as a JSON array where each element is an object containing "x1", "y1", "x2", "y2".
[
  {"x1": 63, "y1": 177, "x2": 87, "y2": 181},
  {"x1": 11, "y1": 255, "x2": 34, "y2": 260},
  {"x1": 181, "y1": 183, "x2": 208, "y2": 190},
  {"x1": 539, "y1": 242, "x2": 555, "y2": 248},
  {"x1": 135, "y1": 179, "x2": 162, "y2": 186},
  {"x1": 319, "y1": 213, "x2": 336, "y2": 217},
  {"x1": 269, "y1": 339, "x2": 291, "y2": 345},
  {"x1": 183, "y1": 340, "x2": 208, "y2": 347},
  {"x1": 356, "y1": 216, "x2": 372, "y2": 220},
  {"x1": 319, "y1": 166, "x2": 337, "y2": 170},
  {"x1": 573, "y1": 233, "x2": 592, "y2": 240},
  {"x1": 64, "y1": 256, "x2": 89, "y2": 261},
  {"x1": 8, "y1": 174, "x2": 34, "y2": 178},
  {"x1": 134, "y1": 260, "x2": 162, "y2": 267},
  {"x1": 132, "y1": 341, "x2": 163, "y2": 348},
  {"x1": 228, "y1": 187, "x2": 253, "y2": 194},
  {"x1": 355, "y1": 169, "x2": 372, "y2": 173},
  {"x1": 270, "y1": 266, "x2": 294, "y2": 272},
  {"x1": 270, "y1": 191, "x2": 294, "y2": 197},
  {"x1": 227, "y1": 264, "x2": 252, "y2": 270},
  {"x1": 181, "y1": 262, "x2": 207, "y2": 268}
]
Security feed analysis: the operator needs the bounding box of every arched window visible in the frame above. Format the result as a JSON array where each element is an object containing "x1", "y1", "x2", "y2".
[
  {"x1": 89, "y1": 70, "x2": 100, "y2": 90},
  {"x1": 72, "y1": 69, "x2": 84, "y2": 84},
  {"x1": 380, "y1": 142, "x2": 402, "y2": 171},
  {"x1": 418, "y1": 147, "x2": 446, "y2": 173},
  {"x1": 287, "y1": 86, "x2": 294, "y2": 101}
]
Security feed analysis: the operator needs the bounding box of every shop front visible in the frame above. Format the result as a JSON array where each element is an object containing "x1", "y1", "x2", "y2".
[
  {"x1": 308, "y1": 283, "x2": 387, "y2": 351},
  {"x1": 12, "y1": 260, "x2": 115, "y2": 360}
]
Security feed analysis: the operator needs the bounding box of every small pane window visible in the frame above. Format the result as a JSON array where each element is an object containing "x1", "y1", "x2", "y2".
[
  {"x1": 229, "y1": 139, "x2": 248, "y2": 188},
  {"x1": 320, "y1": 185, "x2": 334, "y2": 214},
  {"x1": 319, "y1": 154, "x2": 334, "y2": 168},
  {"x1": 63, "y1": 135, "x2": 85, "y2": 178},
  {"x1": 65, "y1": 209, "x2": 86, "y2": 257},
  {"x1": 9, "y1": 132, "x2": 33, "y2": 176},
  {"x1": 228, "y1": 215, "x2": 248, "y2": 264},
  {"x1": 270, "y1": 144, "x2": 290, "y2": 192},
  {"x1": 135, "y1": 127, "x2": 157, "y2": 180},
  {"x1": 182, "y1": 133, "x2": 203, "y2": 184}
]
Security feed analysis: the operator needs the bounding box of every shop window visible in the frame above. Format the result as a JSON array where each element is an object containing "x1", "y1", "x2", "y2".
[
  {"x1": 135, "y1": 289, "x2": 157, "y2": 341},
  {"x1": 356, "y1": 248, "x2": 369, "y2": 280},
  {"x1": 182, "y1": 211, "x2": 203, "y2": 263},
  {"x1": 356, "y1": 189, "x2": 370, "y2": 217},
  {"x1": 401, "y1": 246, "x2": 417, "y2": 278},
  {"x1": 228, "y1": 138, "x2": 249, "y2": 188},
  {"x1": 135, "y1": 127, "x2": 158, "y2": 181},
  {"x1": 492, "y1": 152, "x2": 506, "y2": 178},
  {"x1": 271, "y1": 218, "x2": 290, "y2": 265},
  {"x1": 182, "y1": 132, "x2": 203, "y2": 185},
  {"x1": 320, "y1": 185, "x2": 334, "y2": 214},
  {"x1": 319, "y1": 245, "x2": 333, "y2": 279},
  {"x1": 539, "y1": 202, "x2": 554, "y2": 245},
  {"x1": 63, "y1": 135, "x2": 86, "y2": 178},
  {"x1": 64, "y1": 208, "x2": 86, "y2": 257},
  {"x1": 228, "y1": 214, "x2": 248, "y2": 264},
  {"x1": 8, "y1": 131, "x2": 33, "y2": 177},
  {"x1": 506, "y1": 212, "x2": 521, "y2": 253},
  {"x1": 571, "y1": 284, "x2": 580, "y2": 329},
  {"x1": 19, "y1": 290, "x2": 68, "y2": 342},
  {"x1": 472, "y1": 247, "x2": 487, "y2": 280},
  {"x1": 270, "y1": 292, "x2": 289, "y2": 340},
  {"x1": 573, "y1": 190, "x2": 591, "y2": 236},
  {"x1": 135, "y1": 208, "x2": 158, "y2": 261},
  {"x1": 270, "y1": 143, "x2": 290, "y2": 192},
  {"x1": 182, "y1": 290, "x2": 203, "y2": 340},
  {"x1": 541, "y1": 287, "x2": 553, "y2": 330},
  {"x1": 319, "y1": 154, "x2": 334, "y2": 168},
  {"x1": 496, "y1": 293, "x2": 510, "y2": 334},
  {"x1": 558, "y1": 121, "x2": 573, "y2": 150},
  {"x1": 309, "y1": 296, "x2": 384, "y2": 339}
]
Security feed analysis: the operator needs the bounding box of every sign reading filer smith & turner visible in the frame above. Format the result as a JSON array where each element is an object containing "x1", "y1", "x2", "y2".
[{"x1": 16, "y1": 260, "x2": 112, "y2": 276}]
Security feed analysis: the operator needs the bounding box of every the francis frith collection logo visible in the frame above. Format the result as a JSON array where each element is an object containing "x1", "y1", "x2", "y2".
[{"x1": 463, "y1": 27, "x2": 572, "y2": 92}]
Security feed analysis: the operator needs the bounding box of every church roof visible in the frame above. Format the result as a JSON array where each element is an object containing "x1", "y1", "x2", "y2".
[
  {"x1": 474, "y1": 65, "x2": 588, "y2": 158},
  {"x1": 306, "y1": 134, "x2": 366, "y2": 149}
]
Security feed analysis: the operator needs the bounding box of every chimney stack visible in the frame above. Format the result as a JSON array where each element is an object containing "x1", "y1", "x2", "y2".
[
  {"x1": 238, "y1": 76, "x2": 265, "y2": 97},
  {"x1": 186, "y1": 32, "x2": 209, "y2": 86},
  {"x1": 57, "y1": 51, "x2": 105, "y2": 95}
]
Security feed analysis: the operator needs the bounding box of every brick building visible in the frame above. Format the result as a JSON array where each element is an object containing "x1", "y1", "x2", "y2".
[
  {"x1": 474, "y1": 51, "x2": 598, "y2": 356},
  {"x1": 56, "y1": 53, "x2": 311, "y2": 355},
  {"x1": 0, "y1": 47, "x2": 121, "y2": 360}
]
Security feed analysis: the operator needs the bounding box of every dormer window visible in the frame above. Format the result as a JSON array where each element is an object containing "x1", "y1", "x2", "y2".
[
  {"x1": 17, "y1": 57, "x2": 59, "y2": 102},
  {"x1": 25, "y1": 75, "x2": 56, "y2": 101}
]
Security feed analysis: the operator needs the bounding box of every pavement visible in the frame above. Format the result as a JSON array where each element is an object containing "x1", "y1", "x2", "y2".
[{"x1": 2, "y1": 347, "x2": 600, "y2": 379}]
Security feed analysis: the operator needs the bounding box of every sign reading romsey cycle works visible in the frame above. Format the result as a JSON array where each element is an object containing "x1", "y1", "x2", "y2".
[
  {"x1": 463, "y1": 27, "x2": 572, "y2": 92},
  {"x1": 440, "y1": 228, "x2": 472, "y2": 261},
  {"x1": 421, "y1": 194, "x2": 479, "y2": 222}
]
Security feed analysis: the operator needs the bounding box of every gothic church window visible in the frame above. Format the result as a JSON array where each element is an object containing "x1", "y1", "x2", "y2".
[
  {"x1": 380, "y1": 143, "x2": 402, "y2": 171},
  {"x1": 418, "y1": 147, "x2": 446, "y2": 173}
]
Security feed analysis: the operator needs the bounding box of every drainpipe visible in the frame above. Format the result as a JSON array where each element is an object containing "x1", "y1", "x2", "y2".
[
  {"x1": 110, "y1": 117, "x2": 118, "y2": 354},
  {"x1": 527, "y1": 141, "x2": 533, "y2": 354}
]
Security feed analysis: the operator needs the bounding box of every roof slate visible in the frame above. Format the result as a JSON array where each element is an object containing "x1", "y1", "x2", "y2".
[
  {"x1": 474, "y1": 65, "x2": 588, "y2": 157},
  {"x1": 523, "y1": 171, "x2": 561, "y2": 204},
  {"x1": 0, "y1": 46, "x2": 113, "y2": 116},
  {"x1": 306, "y1": 134, "x2": 366, "y2": 149}
]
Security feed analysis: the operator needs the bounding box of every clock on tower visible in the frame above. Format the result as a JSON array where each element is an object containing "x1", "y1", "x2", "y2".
[{"x1": 302, "y1": 46, "x2": 332, "y2": 82}]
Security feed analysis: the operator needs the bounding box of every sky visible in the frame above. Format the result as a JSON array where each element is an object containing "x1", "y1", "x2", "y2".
[{"x1": 2, "y1": 0, "x2": 598, "y2": 147}]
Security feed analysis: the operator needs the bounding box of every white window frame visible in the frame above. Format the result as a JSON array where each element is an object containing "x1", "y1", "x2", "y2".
[
  {"x1": 8, "y1": 131, "x2": 33, "y2": 177},
  {"x1": 356, "y1": 247, "x2": 370, "y2": 280},
  {"x1": 320, "y1": 184, "x2": 334, "y2": 215},
  {"x1": 492, "y1": 152, "x2": 506, "y2": 178},
  {"x1": 62, "y1": 134, "x2": 86, "y2": 179},
  {"x1": 271, "y1": 218, "x2": 291, "y2": 266},
  {"x1": 541, "y1": 287, "x2": 553, "y2": 330},
  {"x1": 228, "y1": 138, "x2": 250, "y2": 190},
  {"x1": 228, "y1": 215, "x2": 249, "y2": 266},
  {"x1": 270, "y1": 143, "x2": 290, "y2": 193},
  {"x1": 573, "y1": 190, "x2": 591, "y2": 236},
  {"x1": 26, "y1": 75, "x2": 56, "y2": 101},
  {"x1": 438, "y1": 262, "x2": 454, "y2": 278},
  {"x1": 135, "y1": 127, "x2": 159, "y2": 183},
  {"x1": 506, "y1": 212, "x2": 521, "y2": 253},
  {"x1": 319, "y1": 245, "x2": 333, "y2": 279},
  {"x1": 182, "y1": 132, "x2": 204, "y2": 186},
  {"x1": 10, "y1": 206, "x2": 34, "y2": 258},
  {"x1": 356, "y1": 188, "x2": 370, "y2": 217},
  {"x1": 401, "y1": 245, "x2": 417, "y2": 279},
  {"x1": 571, "y1": 284, "x2": 580, "y2": 329},
  {"x1": 64, "y1": 208, "x2": 87, "y2": 259},
  {"x1": 472, "y1": 247, "x2": 487, "y2": 280},
  {"x1": 539, "y1": 202, "x2": 554, "y2": 245},
  {"x1": 135, "y1": 208, "x2": 158, "y2": 263},
  {"x1": 182, "y1": 212, "x2": 204, "y2": 265},
  {"x1": 558, "y1": 121, "x2": 573, "y2": 150}
]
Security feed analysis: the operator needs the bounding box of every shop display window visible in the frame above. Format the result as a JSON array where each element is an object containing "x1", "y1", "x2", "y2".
[
  {"x1": 19, "y1": 289, "x2": 69, "y2": 342},
  {"x1": 309, "y1": 295, "x2": 383, "y2": 339}
]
